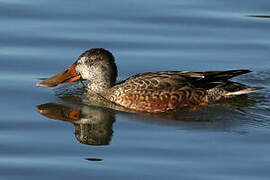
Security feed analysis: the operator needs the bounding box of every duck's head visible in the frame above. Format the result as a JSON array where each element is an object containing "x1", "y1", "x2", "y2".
[{"x1": 36, "y1": 48, "x2": 118, "y2": 92}]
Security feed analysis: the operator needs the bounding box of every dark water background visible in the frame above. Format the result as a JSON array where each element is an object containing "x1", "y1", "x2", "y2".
[{"x1": 1, "y1": 0, "x2": 270, "y2": 179}]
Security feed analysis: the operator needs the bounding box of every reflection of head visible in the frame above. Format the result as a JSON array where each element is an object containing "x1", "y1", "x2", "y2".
[
  {"x1": 75, "y1": 122, "x2": 113, "y2": 145},
  {"x1": 74, "y1": 106, "x2": 115, "y2": 145},
  {"x1": 36, "y1": 103, "x2": 115, "y2": 146}
]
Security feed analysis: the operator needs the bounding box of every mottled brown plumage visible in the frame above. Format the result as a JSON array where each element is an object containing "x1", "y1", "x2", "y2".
[
  {"x1": 37, "y1": 48, "x2": 264, "y2": 113},
  {"x1": 101, "y1": 71, "x2": 207, "y2": 112}
]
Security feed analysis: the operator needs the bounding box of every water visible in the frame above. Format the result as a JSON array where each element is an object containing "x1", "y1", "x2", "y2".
[{"x1": 1, "y1": 0, "x2": 270, "y2": 179}]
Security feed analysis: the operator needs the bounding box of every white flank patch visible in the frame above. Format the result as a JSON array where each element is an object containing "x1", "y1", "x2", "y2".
[{"x1": 225, "y1": 88, "x2": 257, "y2": 96}]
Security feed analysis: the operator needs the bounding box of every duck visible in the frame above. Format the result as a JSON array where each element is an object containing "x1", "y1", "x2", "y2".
[{"x1": 36, "y1": 48, "x2": 264, "y2": 113}]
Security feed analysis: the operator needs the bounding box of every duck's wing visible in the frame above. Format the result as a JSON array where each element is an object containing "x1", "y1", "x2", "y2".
[
  {"x1": 114, "y1": 69, "x2": 252, "y2": 90},
  {"x1": 188, "y1": 69, "x2": 252, "y2": 90},
  {"x1": 114, "y1": 71, "x2": 203, "y2": 90}
]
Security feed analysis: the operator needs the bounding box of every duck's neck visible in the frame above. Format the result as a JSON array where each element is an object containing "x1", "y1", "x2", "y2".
[
  {"x1": 86, "y1": 65, "x2": 117, "y2": 93},
  {"x1": 87, "y1": 76, "x2": 114, "y2": 93}
]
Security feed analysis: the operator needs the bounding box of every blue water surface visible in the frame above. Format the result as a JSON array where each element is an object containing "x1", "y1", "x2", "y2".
[{"x1": 0, "y1": 0, "x2": 270, "y2": 179}]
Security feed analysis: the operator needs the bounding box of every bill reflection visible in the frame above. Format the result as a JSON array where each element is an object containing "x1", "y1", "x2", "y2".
[{"x1": 37, "y1": 103, "x2": 115, "y2": 146}]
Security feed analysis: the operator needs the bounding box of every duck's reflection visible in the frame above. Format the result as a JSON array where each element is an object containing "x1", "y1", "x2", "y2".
[
  {"x1": 36, "y1": 93, "x2": 261, "y2": 146},
  {"x1": 37, "y1": 103, "x2": 115, "y2": 145}
]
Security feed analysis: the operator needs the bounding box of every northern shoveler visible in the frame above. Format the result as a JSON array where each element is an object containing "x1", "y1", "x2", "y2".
[{"x1": 36, "y1": 48, "x2": 264, "y2": 112}]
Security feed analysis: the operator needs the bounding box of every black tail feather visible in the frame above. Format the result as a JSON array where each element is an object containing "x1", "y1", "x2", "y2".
[
  {"x1": 203, "y1": 69, "x2": 252, "y2": 81},
  {"x1": 195, "y1": 69, "x2": 252, "y2": 90}
]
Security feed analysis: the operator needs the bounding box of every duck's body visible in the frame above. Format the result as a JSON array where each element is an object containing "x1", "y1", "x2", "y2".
[
  {"x1": 101, "y1": 70, "x2": 261, "y2": 112},
  {"x1": 37, "y1": 48, "x2": 263, "y2": 113}
]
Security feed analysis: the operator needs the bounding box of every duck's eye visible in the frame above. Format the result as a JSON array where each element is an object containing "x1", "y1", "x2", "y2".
[
  {"x1": 85, "y1": 59, "x2": 93, "y2": 64},
  {"x1": 90, "y1": 55, "x2": 97, "y2": 61}
]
